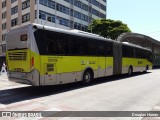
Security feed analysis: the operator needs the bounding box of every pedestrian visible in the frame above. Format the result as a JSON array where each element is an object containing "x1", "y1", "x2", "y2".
[{"x1": 1, "y1": 61, "x2": 7, "y2": 74}]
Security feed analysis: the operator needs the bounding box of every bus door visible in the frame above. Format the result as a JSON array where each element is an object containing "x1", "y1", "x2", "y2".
[{"x1": 44, "y1": 63, "x2": 57, "y2": 85}]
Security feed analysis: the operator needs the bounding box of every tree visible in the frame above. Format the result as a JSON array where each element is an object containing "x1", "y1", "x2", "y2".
[{"x1": 88, "y1": 19, "x2": 131, "y2": 40}]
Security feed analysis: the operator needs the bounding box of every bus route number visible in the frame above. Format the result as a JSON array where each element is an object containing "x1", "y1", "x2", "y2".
[{"x1": 48, "y1": 58, "x2": 57, "y2": 62}]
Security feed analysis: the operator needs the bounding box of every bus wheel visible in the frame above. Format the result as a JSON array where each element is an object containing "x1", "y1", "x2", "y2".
[
  {"x1": 128, "y1": 66, "x2": 133, "y2": 76},
  {"x1": 82, "y1": 70, "x2": 93, "y2": 85},
  {"x1": 143, "y1": 65, "x2": 148, "y2": 73}
]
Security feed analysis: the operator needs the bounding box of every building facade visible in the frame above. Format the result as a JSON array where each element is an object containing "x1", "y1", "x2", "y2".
[{"x1": 0, "y1": 0, "x2": 107, "y2": 55}]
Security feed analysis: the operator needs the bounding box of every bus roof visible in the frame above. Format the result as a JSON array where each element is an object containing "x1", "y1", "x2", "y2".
[{"x1": 122, "y1": 42, "x2": 151, "y2": 51}]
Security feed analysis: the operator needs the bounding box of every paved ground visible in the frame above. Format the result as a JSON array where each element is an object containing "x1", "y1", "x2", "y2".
[{"x1": 0, "y1": 70, "x2": 160, "y2": 120}]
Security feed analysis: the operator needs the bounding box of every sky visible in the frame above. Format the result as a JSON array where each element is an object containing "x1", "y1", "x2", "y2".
[{"x1": 107, "y1": 0, "x2": 160, "y2": 41}]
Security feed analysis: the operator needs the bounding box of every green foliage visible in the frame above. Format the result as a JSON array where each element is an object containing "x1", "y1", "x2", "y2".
[{"x1": 88, "y1": 19, "x2": 131, "y2": 40}]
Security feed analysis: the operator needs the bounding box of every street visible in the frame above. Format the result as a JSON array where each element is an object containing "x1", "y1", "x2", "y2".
[{"x1": 0, "y1": 70, "x2": 160, "y2": 120}]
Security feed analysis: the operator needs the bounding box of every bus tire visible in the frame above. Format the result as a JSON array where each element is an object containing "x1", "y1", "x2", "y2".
[
  {"x1": 143, "y1": 65, "x2": 148, "y2": 73},
  {"x1": 81, "y1": 70, "x2": 93, "y2": 85},
  {"x1": 128, "y1": 66, "x2": 133, "y2": 76}
]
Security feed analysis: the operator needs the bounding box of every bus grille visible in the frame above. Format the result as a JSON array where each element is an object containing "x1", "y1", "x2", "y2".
[{"x1": 8, "y1": 52, "x2": 27, "y2": 60}]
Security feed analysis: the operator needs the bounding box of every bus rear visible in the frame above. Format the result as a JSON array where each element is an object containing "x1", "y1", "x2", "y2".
[{"x1": 6, "y1": 24, "x2": 40, "y2": 86}]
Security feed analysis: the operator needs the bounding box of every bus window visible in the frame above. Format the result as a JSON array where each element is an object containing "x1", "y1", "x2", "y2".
[
  {"x1": 147, "y1": 51, "x2": 153, "y2": 62},
  {"x1": 34, "y1": 29, "x2": 47, "y2": 55},
  {"x1": 98, "y1": 40, "x2": 106, "y2": 56},
  {"x1": 135, "y1": 48, "x2": 144, "y2": 59},
  {"x1": 70, "y1": 36, "x2": 86, "y2": 55},
  {"x1": 46, "y1": 31, "x2": 70, "y2": 55},
  {"x1": 122, "y1": 45, "x2": 134, "y2": 58},
  {"x1": 46, "y1": 39, "x2": 55, "y2": 54},
  {"x1": 61, "y1": 38, "x2": 70, "y2": 55},
  {"x1": 106, "y1": 42, "x2": 113, "y2": 56},
  {"x1": 87, "y1": 39, "x2": 97, "y2": 56},
  {"x1": 55, "y1": 40, "x2": 64, "y2": 54}
]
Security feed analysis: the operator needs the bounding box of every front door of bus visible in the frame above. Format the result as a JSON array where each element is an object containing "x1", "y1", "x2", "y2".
[{"x1": 44, "y1": 63, "x2": 57, "y2": 85}]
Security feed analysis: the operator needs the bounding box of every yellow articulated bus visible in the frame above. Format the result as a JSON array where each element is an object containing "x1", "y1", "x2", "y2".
[{"x1": 6, "y1": 24, "x2": 153, "y2": 86}]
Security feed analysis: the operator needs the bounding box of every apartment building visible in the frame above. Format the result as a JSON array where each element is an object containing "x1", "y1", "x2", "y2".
[{"x1": 0, "y1": 0, "x2": 107, "y2": 55}]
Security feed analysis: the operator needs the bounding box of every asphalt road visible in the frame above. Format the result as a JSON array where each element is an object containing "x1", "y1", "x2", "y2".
[{"x1": 0, "y1": 70, "x2": 160, "y2": 120}]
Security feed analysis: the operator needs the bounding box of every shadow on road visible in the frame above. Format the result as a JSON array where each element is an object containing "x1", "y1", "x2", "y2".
[{"x1": 0, "y1": 72, "x2": 151, "y2": 105}]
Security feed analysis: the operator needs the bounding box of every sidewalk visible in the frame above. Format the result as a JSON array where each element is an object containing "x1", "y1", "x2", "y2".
[
  {"x1": 0, "y1": 73, "x2": 29, "y2": 90},
  {"x1": 0, "y1": 72, "x2": 160, "y2": 119},
  {"x1": 0, "y1": 72, "x2": 8, "y2": 80},
  {"x1": 142, "y1": 101, "x2": 160, "y2": 120}
]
